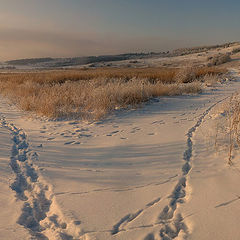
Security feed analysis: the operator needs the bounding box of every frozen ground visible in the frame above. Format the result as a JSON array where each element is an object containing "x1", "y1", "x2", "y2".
[{"x1": 0, "y1": 67, "x2": 240, "y2": 239}]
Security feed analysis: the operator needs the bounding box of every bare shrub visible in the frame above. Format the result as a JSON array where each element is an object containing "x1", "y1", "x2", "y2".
[
  {"x1": 174, "y1": 66, "x2": 225, "y2": 83},
  {"x1": 174, "y1": 67, "x2": 196, "y2": 83},
  {"x1": 231, "y1": 47, "x2": 240, "y2": 54},
  {"x1": 202, "y1": 74, "x2": 219, "y2": 87},
  {"x1": 207, "y1": 53, "x2": 231, "y2": 66}
]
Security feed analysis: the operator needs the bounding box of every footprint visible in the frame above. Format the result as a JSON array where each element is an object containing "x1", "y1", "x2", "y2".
[
  {"x1": 146, "y1": 197, "x2": 161, "y2": 207},
  {"x1": 152, "y1": 120, "x2": 165, "y2": 125},
  {"x1": 74, "y1": 220, "x2": 81, "y2": 225},
  {"x1": 69, "y1": 121, "x2": 78, "y2": 125},
  {"x1": 144, "y1": 233, "x2": 155, "y2": 240},
  {"x1": 78, "y1": 134, "x2": 92, "y2": 138},
  {"x1": 106, "y1": 130, "x2": 119, "y2": 136},
  {"x1": 64, "y1": 141, "x2": 75, "y2": 145},
  {"x1": 80, "y1": 128, "x2": 89, "y2": 132},
  {"x1": 47, "y1": 137, "x2": 55, "y2": 141},
  {"x1": 148, "y1": 133, "x2": 155, "y2": 136},
  {"x1": 112, "y1": 130, "x2": 119, "y2": 134}
]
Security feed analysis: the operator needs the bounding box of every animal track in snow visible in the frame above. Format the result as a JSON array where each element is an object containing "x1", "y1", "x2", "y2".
[
  {"x1": 78, "y1": 133, "x2": 92, "y2": 138},
  {"x1": 130, "y1": 127, "x2": 141, "y2": 134},
  {"x1": 0, "y1": 116, "x2": 82, "y2": 240},
  {"x1": 47, "y1": 137, "x2": 55, "y2": 141},
  {"x1": 143, "y1": 96, "x2": 230, "y2": 240},
  {"x1": 106, "y1": 130, "x2": 119, "y2": 136},
  {"x1": 64, "y1": 141, "x2": 76, "y2": 145},
  {"x1": 148, "y1": 133, "x2": 156, "y2": 136},
  {"x1": 151, "y1": 120, "x2": 165, "y2": 125},
  {"x1": 111, "y1": 197, "x2": 162, "y2": 235}
]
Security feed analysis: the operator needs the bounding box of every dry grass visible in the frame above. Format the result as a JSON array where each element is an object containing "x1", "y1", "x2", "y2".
[
  {"x1": 227, "y1": 94, "x2": 240, "y2": 164},
  {"x1": 0, "y1": 67, "x2": 226, "y2": 120},
  {"x1": 0, "y1": 66, "x2": 226, "y2": 85},
  {"x1": 212, "y1": 94, "x2": 240, "y2": 165}
]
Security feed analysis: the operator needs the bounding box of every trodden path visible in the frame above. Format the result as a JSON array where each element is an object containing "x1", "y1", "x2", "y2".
[{"x1": 0, "y1": 116, "x2": 82, "y2": 239}]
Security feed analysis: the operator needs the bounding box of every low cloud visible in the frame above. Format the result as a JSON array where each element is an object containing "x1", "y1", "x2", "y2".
[
  {"x1": 0, "y1": 27, "x2": 183, "y2": 61},
  {"x1": 0, "y1": 28, "x2": 102, "y2": 60}
]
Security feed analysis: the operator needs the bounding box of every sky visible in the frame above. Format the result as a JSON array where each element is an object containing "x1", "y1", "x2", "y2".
[{"x1": 0, "y1": 0, "x2": 240, "y2": 60}]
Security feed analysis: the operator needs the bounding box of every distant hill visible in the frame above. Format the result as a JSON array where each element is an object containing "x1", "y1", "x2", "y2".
[
  {"x1": 6, "y1": 57, "x2": 55, "y2": 65},
  {"x1": 5, "y1": 41, "x2": 240, "y2": 69},
  {"x1": 173, "y1": 42, "x2": 239, "y2": 56},
  {"x1": 5, "y1": 52, "x2": 169, "y2": 68}
]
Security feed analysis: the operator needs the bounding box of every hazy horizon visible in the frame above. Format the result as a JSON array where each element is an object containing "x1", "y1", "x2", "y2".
[{"x1": 1, "y1": 0, "x2": 239, "y2": 61}]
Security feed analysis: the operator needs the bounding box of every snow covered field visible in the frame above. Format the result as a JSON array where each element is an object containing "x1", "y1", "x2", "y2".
[{"x1": 0, "y1": 67, "x2": 240, "y2": 239}]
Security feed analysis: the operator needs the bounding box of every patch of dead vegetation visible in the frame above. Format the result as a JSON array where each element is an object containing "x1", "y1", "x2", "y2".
[{"x1": 0, "y1": 67, "x2": 226, "y2": 120}]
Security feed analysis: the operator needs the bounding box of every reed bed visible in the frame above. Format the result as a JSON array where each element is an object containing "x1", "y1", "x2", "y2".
[{"x1": 0, "y1": 67, "x2": 226, "y2": 120}]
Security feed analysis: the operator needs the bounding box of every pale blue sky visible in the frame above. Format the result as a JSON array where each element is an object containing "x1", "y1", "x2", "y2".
[{"x1": 0, "y1": 0, "x2": 239, "y2": 60}]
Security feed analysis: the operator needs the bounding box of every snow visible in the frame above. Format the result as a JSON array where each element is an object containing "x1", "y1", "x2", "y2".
[
  {"x1": 0, "y1": 67, "x2": 240, "y2": 239},
  {"x1": 0, "y1": 120, "x2": 29, "y2": 239}
]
